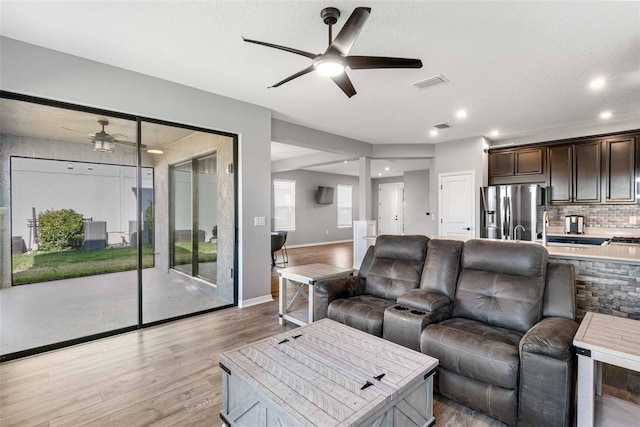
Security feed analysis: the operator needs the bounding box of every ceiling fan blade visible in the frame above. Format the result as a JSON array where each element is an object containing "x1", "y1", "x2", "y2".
[
  {"x1": 243, "y1": 37, "x2": 317, "y2": 60},
  {"x1": 328, "y1": 7, "x2": 371, "y2": 55},
  {"x1": 62, "y1": 126, "x2": 94, "y2": 136},
  {"x1": 331, "y1": 72, "x2": 357, "y2": 98},
  {"x1": 347, "y1": 56, "x2": 423, "y2": 69},
  {"x1": 113, "y1": 139, "x2": 147, "y2": 149},
  {"x1": 269, "y1": 65, "x2": 315, "y2": 88}
]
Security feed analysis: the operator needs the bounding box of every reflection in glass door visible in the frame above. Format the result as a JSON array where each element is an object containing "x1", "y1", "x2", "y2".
[
  {"x1": 196, "y1": 154, "x2": 217, "y2": 283},
  {"x1": 170, "y1": 154, "x2": 219, "y2": 283},
  {"x1": 171, "y1": 161, "x2": 193, "y2": 275}
]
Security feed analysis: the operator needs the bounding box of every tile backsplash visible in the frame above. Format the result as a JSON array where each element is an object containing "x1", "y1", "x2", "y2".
[{"x1": 547, "y1": 204, "x2": 640, "y2": 229}]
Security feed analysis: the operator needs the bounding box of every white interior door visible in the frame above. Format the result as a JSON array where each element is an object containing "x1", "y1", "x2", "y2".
[
  {"x1": 439, "y1": 171, "x2": 475, "y2": 238},
  {"x1": 378, "y1": 183, "x2": 404, "y2": 234}
]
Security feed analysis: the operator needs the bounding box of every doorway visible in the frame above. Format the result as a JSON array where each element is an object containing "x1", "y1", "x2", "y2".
[
  {"x1": 378, "y1": 182, "x2": 404, "y2": 234},
  {"x1": 439, "y1": 171, "x2": 476, "y2": 238},
  {"x1": 170, "y1": 154, "x2": 218, "y2": 283}
]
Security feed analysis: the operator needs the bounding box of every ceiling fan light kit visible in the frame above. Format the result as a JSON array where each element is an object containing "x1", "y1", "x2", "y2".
[{"x1": 243, "y1": 6, "x2": 423, "y2": 98}]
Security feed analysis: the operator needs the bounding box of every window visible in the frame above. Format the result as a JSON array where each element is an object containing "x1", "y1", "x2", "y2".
[
  {"x1": 337, "y1": 184, "x2": 353, "y2": 228},
  {"x1": 273, "y1": 179, "x2": 296, "y2": 231}
]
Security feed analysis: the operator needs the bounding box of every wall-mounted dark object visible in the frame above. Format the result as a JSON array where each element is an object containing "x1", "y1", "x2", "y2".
[{"x1": 316, "y1": 186, "x2": 334, "y2": 204}]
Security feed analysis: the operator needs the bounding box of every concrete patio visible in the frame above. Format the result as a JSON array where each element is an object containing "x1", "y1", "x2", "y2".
[{"x1": 0, "y1": 268, "x2": 231, "y2": 356}]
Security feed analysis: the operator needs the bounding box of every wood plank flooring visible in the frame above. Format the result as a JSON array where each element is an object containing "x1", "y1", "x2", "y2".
[{"x1": 4, "y1": 241, "x2": 632, "y2": 426}]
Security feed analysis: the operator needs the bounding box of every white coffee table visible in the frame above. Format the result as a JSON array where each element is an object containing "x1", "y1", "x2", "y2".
[
  {"x1": 278, "y1": 263, "x2": 353, "y2": 326},
  {"x1": 573, "y1": 312, "x2": 640, "y2": 426},
  {"x1": 219, "y1": 318, "x2": 438, "y2": 427}
]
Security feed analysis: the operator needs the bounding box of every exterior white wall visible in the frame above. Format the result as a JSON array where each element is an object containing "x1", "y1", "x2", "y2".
[
  {"x1": 0, "y1": 37, "x2": 272, "y2": 304},
  {"x1": 10, "y1": 157, "x2": 153, "y2": 246}
]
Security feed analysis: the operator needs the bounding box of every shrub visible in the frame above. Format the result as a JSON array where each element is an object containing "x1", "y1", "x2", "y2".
[{"x1": 38, "y1": 209, "x2": 84, "y2": 251}]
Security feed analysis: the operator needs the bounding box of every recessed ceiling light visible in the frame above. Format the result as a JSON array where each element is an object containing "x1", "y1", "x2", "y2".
[
  {"x1": 147, "y1": 149, "x2": 164, "y2": 154},
  {"x1": 385, "y1": 167, "x2": 390, "y2": 171},
  {"x1": 343, "y1": 160, "x2": 348, "y2": 164},
  {"x1": 456, "y1": 109, "x2": 467, "y2": 119},
  {"x1": 590, "y1": 77, "x2": 606, "y2": 90},
  {"x1": 600, "y1": 111, "x2": 612, "y2": 119},
  {"x1": 430, "y1": 129, "x2": 438, "y2": 137},
  {"x1": 490, "y1": 130, "x2": 500, "y2": 137},
  {"x1": 378, "y1": 173, "x2": 382, "y2": 176}
]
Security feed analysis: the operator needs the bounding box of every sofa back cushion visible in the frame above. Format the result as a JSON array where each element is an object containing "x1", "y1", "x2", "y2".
[
  {"x1": 452, "y1": 239, "x2": 548, "y2": 333},
  {"x1": 365, "y1": 235, "x2": 429, "y2": 300},
  {"x1": 420, "y1": 239, "x2": 463, "y2": 299}
]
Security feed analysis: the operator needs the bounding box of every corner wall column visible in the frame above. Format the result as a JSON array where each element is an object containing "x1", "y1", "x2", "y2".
[{"x1": 358, "y1": 157, "x2": 371, "y2": 220}]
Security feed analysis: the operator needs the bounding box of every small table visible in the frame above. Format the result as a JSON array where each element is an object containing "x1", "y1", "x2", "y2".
[
  {"x1": 573, "y1": 312, "x2": 640, "y2": 426},
  {"x1": 278, "y1": 263, "x2": 353, "y2": 326},
  {"x1": 219, "y1": 318, "x2": 438, "y2": 427}
]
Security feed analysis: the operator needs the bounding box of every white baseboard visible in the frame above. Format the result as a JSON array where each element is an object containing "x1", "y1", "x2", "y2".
[
  {"x1": 239, "y1": 294, "x2": 273, "y2": 308},
  {"x1": 286, "y1": 239, "x2": 353, "y2": 249}
]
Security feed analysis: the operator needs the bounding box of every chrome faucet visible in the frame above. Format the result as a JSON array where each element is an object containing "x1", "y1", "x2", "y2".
[
  {"x1": 542, "y1": 211, "x2": 549, "y2": 247},
  {"x1": 513, "y1": 224, "x2": 526, "y2": 241}
]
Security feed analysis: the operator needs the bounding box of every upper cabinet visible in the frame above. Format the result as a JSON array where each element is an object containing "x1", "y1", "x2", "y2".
[
  {"x1": 604, "y1": 136, "x2": 637, "y2": 203},
  {"x1": 488, "y1": 130, "x2": 639, "y2": 204},
  {"x1": 548, "y1": 141, "x2": 600, "y2": 203},
  {"x1": 488, "y1": 147, "x2": 544, "y2": 185}
]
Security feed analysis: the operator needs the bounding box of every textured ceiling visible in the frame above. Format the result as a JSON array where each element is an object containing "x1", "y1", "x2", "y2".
[{"x1": 1, "y1": 1, "x2": 639, "y2": 149}]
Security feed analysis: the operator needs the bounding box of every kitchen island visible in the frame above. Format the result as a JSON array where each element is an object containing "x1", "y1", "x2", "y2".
[{"x1": 548, "y1": 246, "x2": 640, "y2": 321}]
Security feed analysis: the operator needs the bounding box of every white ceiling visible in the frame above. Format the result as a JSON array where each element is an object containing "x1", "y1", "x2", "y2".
[{"x1": 2, "y1": 1, "x2": 639, "y2": 176}]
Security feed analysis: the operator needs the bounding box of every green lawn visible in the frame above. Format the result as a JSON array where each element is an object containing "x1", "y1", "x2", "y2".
[
  {"x1": 12, "y1": 242, "x2": 218, "y2": 285},
  {"x1": 12, "y1": 246, "x2": 155, "y2": 285}
]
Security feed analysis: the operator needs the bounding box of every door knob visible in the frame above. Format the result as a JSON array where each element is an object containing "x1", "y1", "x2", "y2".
[{"x1": 462, "y1": 227, "x2": 471, "y2": 231}]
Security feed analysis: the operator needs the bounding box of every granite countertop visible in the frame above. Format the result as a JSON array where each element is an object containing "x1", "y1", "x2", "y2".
[{"x1": 545, "y1": 243, "x2": 640, "y2": 265}]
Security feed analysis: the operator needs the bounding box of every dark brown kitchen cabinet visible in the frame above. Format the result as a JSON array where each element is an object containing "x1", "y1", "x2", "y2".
[
  {"x1": 548, "y1": 145, "x2": 573, "y2": 202},
  {"x1": 548, "y1": 141, "x2": 601, "y2": 203},
  {"x1": 604, "y1": 136, "x2": 637, "y2": 202},
  {"x1": 488, "y1": 147, "x2": 544, "y2": 184}
]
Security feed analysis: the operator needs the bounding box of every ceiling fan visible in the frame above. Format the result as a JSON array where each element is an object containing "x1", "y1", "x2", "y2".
[
  {"x1": 62, "y1": 119, "x2": 144, "y2": 152},
  {"x1": 243, "y1": 6, "x2": 423, "y2": 98}
]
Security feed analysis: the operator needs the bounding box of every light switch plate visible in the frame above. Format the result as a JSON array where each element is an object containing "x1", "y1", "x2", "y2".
[
  {"x1": 630, "y1": 216, "x2": 637, "y2": 225},
  {"x1": 254, "y1": 216, "x2": 266, "y2": 226}
]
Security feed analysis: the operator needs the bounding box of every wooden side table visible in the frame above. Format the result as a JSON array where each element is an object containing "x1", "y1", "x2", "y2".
[
  {"x1": 573, "y1": 312, "x2": 640, "y2": 426},
  {"x1": 277, "y1": 263, "x2": 353, "y2": 326}
]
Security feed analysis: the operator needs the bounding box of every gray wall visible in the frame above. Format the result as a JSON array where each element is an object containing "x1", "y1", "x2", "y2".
[
  {"x1": 1, "y1": 37, "x2": 272, "y2": 305},
  {"x1": 271, "y1": 170, "x2": 359, "y2": 246},
  {"x1": 433, "y1": 136, "x2": 488, "y2": 237}
]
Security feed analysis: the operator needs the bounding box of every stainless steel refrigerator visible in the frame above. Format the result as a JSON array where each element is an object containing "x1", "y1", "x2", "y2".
[{"x1": 480, "y1": 184, "x2": 545, "y2": 241}]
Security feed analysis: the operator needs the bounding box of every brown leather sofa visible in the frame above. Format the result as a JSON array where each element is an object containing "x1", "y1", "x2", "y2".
[{"x1": 315, "y1": 236, "x2": 578, "y2": 427}]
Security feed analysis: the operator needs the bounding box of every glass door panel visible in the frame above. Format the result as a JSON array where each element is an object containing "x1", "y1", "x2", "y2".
[
  {"x1": 142, "y1": 121, "x2": 236, "y2": 324},
  {"x1": 1, "y1": 97, "x2": 138, "y2": 358}
]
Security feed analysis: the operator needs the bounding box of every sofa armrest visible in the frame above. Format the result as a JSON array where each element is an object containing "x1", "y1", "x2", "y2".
[
  {"x1": 397, "y1": 289, "x2": 451, "y2": 312},
  {"x1": 518, "y1": 317, "x2": 579, "y2": 427},
  {"x1": 314, "y1": 276, "x2": 366, "y2": 320},
  {"x1": 520, "y1": 317, "x2": 579, "y2": 361}
]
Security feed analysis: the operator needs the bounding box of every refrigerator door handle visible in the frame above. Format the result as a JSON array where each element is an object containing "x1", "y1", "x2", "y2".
[{"x1": 506, "y1": 196, "x2": 512, "y2": 239}]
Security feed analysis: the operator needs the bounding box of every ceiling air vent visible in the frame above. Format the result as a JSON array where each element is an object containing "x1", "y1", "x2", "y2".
[
  {"x1": 412, "y1": 74, "x2": 449, "y2": 89},
  {"x1": 433, "y1": 123, "x2": 452, "y2": 130}
]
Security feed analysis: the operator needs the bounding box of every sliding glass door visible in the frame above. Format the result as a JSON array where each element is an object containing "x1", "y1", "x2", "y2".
[{"x1": 0, "y1": 93, "x2": 237, "y2": 360}]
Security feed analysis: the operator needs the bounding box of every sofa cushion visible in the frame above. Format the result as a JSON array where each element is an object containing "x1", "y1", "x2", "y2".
[
  {"x1": 327, "y1": 295, "x2": 397, "y2": 337},
  {"x1": 365, "y1": 235, "x2": 429, "y2": 300},
  {"x1": 453, "y1": 239, "x2": 548, "y2": 333},
  {"x1": 420, "y1": 239, "x2": 463, "y2": 298},
  {"x1": 420, "y1": 318, "x2": 523, "y2": 390}
]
